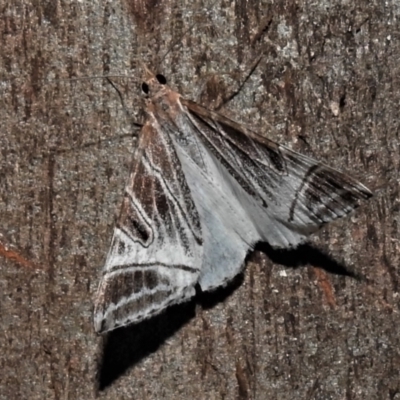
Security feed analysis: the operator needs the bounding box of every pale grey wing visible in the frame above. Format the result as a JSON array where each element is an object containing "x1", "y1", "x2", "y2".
[
  {"x1": 182, "y1": 99, "x2": 372, "y2": 248},
  {"x1": 93, "y1": 122, "x2": 203, "y2": 333}
]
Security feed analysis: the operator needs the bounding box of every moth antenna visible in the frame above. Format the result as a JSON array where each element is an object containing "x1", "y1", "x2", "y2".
[
  {"x1": 215, "y1": 55, "x2": 263, "y2": 110},
  {"x1": 106, "y1": 77, "x2": 143, "y2": 130},
  {"x1": 156, "y1": 21, "x2": 197, "y2": 67},
  {"x1": 44, "y1": 75, "x2": 130, "y2": 84}
]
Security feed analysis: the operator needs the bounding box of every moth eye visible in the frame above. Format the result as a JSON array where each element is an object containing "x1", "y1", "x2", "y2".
[
  {"x1": 156, "y1": 74, "x2": 167, "y2": 85},
  {"x1": 141, "y1": 82, "x2": 149, "y2": 94}
]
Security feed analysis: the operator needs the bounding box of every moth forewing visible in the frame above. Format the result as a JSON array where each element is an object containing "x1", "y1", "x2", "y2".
[
  {"x1": 93, "y1": 113, "x2": 203, "y2": 334},
  {"x1": 182, "y1": 98, "x2": 371, "y2": 240},
  {"x1": 93, "y1": 71, "x2": 372, "y2": 333}
]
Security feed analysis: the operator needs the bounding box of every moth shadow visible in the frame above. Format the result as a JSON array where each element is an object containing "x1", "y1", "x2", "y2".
[
  {"x1": 97, "y1": 242, "x2": 360, "y2": 389},
  {"x1": 97, "y1": 300, "x2": 196, "y2": 390},
  {"x1": 195, "y1": 273, "x2": 245, "y2": 310},
  {"x1": 195, "y1": 242, "x2": 361, "y2": 315},
  {"x1": 97, "y1": 277, "x2": 244, "y2": 389},
  {"x1": 255, "y1": 242, "x2": 362, "y2": 279}
]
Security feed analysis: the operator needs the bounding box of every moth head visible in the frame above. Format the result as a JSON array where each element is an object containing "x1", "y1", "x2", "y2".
[{"x1": 141, "y1": 65, "x2": 168, "y2": 97}]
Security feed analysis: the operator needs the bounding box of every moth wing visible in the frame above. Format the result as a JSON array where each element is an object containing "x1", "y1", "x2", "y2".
[
  {"x1": 171, "y1": 141, "x2": 261, "y2": 291},
  {"x1": 179, "y1": 99, "x2": 371, "y2": 289},
  {"x1": 94, "y1": 122, "x2": 203, "y2": 333}
]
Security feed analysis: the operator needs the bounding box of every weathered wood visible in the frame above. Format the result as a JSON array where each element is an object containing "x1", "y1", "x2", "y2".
[{"x1": 1, "y1": 1, "x2": 398, "y2": 399}]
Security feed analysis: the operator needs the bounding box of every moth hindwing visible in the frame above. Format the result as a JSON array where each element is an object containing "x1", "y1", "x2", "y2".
[{"x1": 93, "y1": 70, "x2": 372, "y2": 333}]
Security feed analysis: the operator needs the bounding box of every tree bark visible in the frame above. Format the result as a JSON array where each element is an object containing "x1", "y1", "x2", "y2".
[{"x1": 1, "y1": 1, "x2": 398, "y2": 399}]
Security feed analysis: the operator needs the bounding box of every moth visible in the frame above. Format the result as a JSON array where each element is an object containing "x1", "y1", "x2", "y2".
[{"x1": 93, "y1": 68, "x2": 372, "y2": 333}]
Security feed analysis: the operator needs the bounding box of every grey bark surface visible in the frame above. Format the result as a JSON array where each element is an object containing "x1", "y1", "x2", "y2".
[{"x1": 0, "y1": 1, "x2": 399, "y2": 399}]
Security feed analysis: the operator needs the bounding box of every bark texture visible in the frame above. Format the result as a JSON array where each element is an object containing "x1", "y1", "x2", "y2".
[{"x1": 0, "y1": 1, "x2": 398, "y2": 399}]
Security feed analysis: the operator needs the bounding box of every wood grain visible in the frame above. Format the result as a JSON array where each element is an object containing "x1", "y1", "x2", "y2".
[{"x1": 0, "y1": 1, "x2": 398, "y2": 399}]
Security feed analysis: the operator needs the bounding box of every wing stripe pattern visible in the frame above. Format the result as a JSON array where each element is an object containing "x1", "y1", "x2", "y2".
[
  {"x1": 181, "y1": 99, "x2": 371, "y2": 246},
  {"x1": 94, "y1": 122, "x2": 203, "y2": 333},
  {"x1": 186, "y1": 110, "x2": 278, "y2": 205},
  {"x1": 107, "y1": 263, "x2": 199, "y2": 274}
]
